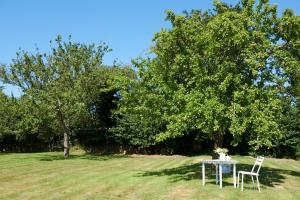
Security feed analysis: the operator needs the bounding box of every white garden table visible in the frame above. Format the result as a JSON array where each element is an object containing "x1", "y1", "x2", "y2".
[{"x1": 201, "y1": 159, "x2": 238, "y2": 188}]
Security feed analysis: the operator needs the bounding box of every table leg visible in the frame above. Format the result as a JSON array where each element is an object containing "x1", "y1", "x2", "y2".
[
  {"x1": 233, "y1": 164, "x2": 236, "y2": 188},
  {"x1": 216, "y1": 164, "x2": 218, "y2": 184},
  {"x1": 202, "y1": 163, "x2": 205, "y2": 186},
  {"x1": 219, "y1": 164, "x2": 222, "y2": 188}
]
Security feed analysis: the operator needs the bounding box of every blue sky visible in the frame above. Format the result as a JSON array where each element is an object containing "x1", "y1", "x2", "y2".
[{"x1": 1, "y1": 0, "x2": 299, "y2": 96}]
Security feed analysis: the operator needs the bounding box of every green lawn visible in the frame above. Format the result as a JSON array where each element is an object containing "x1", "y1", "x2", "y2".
[{"x1": 0, "y1": 152, "x2": 299, "y2": 200}]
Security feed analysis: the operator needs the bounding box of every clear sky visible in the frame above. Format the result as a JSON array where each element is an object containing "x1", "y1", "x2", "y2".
[{"x1": 1, "y1": 0, "x2": 299, "y2": 96}]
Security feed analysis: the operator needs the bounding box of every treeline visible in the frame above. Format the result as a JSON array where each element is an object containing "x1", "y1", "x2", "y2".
[{"x1": 1, "y1": 0, "x2": 300, "y2": 157}]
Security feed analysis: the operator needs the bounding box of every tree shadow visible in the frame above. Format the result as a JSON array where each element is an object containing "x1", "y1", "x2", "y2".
[
  {"x1": 0, "y1": 153, "x2": 13, "y2": 156},
  {"x1": 38, "y1": 153, "x2": 129, "y2": 161},
  {"x1": 140, "y1": 163, "x2": 201, "y2": 182},
  {"x1": 139, "y1": 162, "x2": 300, "y2": 188}
]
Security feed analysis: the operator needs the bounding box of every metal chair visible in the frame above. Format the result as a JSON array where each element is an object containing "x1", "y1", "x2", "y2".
[{"x1": 237, "y1": 156, "x2": 264, "y2": 192}]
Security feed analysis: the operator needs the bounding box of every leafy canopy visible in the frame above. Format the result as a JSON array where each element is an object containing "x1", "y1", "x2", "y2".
[{"x1": 116, "y1": 0, "x2": 300, "y2": 150}]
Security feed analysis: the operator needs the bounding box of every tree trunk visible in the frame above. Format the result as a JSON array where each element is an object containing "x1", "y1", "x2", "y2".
[
  {"x1": 56, "y1": 98, "x2": 70, "y2": 158},
  {"x1": 213, "y1": 133, "x2": 224, "y2": 149},
  {"x1": 63, "y1": 131, "x2": 69, "y2": 157}
]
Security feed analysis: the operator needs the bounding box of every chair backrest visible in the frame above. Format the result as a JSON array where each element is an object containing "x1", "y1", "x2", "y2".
[{"x1": 251, "y1": 156, "x2": 264, "y2": 174}]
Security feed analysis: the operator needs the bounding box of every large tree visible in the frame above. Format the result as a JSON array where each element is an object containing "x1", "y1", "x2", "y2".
[
  {"x1": 116, "y1": 0, "x2": 300, "y2": 150},
  {"x1": 0, "y1": 36, "x2": 112, "y2": 157}
]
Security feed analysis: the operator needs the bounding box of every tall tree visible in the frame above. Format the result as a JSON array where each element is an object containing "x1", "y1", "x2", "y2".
[
  {"x1": 116, "y1": 0, "x2": 300, "y2": 150},
  {"x1": 0, "y1": 36, "x2": 110, "y2": 157}
]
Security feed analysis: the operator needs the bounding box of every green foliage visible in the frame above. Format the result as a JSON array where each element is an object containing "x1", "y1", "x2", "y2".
[
  {"x1": 264, "y1": 102, "x2": 300, "y2": 158},
  {"x1": 0, "y1": 90, "x2": 59, "y2": 151},
  {"x1": 74, "y1": 66, "x2": 134, "y2": 150},
  {"x1": 0, "y1": 36, "x2": 135, "y2": 154},
  {"x1": 0, "y1": 36, "x2": 112, "y2": 156},
  {"x1": 0, "y1": 89, "x2": 15, "y2": 139},
  {"x1": 115, "y1": 0, "x2": 300, "y2": 152},
  {"x1": 112, "y1": 57, "x2": 172, "y2": 147}
]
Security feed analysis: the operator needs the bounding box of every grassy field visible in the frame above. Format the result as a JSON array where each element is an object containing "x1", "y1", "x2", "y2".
[{"x1": 0, "y1": 152, "x2": 299, "y2": 200}]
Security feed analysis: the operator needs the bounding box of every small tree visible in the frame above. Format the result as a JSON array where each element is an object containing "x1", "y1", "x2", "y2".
[{"x1": 0, "y1": 36, "x2": 110, "y2": 157}]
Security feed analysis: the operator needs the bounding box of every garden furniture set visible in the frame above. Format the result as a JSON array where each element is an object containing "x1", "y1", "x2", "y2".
[{"x1": 201, "y1": 156, "x2": 264, "y2": 192}]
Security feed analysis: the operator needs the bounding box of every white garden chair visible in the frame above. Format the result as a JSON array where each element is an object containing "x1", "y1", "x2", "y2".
[{"x1": 237, "y1": 156, "x2": 264, "y2": 192}]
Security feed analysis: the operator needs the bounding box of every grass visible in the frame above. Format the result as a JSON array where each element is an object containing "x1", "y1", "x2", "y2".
[{"x1": 0, "y1": 152, "x2": 300, "y2": 200}]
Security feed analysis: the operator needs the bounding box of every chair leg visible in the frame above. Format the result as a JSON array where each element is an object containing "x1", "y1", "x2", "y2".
[
  {"x1": 251, "y1": 176, "x2": 255, "y2": 189},
  {"x1": 237, "y1": 172, "x2": 240, "y2": 188},
  {"x1": 256, "y1": 175, "x2": 261, "y2": 192},
  {"x1": 241, "y1": 174, "x2": 244, "y2": 191}
]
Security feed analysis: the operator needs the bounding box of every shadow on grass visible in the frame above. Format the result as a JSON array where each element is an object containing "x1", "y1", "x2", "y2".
[
  {"x1": 139, "y1": 162, "x2": 300, "y2": 188},
  {"x1": 0, "y1": 153, "x2": 13, "y2": 155},
  {"x1": 39, "y1": 154, "x2": 129, "y2": 161}
]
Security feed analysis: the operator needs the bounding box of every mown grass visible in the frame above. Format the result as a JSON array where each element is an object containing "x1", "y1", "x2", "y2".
[{"x1": 0, "y1": 152, "x2": 299, "y2": 200}]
